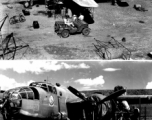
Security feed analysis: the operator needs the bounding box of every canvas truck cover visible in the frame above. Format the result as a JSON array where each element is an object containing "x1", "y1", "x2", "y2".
[{"x1": 72, "y1": 0, "x2": 98, "y2": 7}]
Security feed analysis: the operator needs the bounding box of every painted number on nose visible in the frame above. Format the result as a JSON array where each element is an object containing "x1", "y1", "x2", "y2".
[{"x1": 49, "y1": 96, "x2": 54, "y2": 106}]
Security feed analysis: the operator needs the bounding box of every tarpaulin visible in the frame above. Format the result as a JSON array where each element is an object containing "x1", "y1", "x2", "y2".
[{"x1": 72, "y1": 0, "x2": 98, "y2": 7}]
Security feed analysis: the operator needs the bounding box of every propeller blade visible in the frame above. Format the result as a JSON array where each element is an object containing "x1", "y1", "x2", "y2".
[
  {"x1": 67, "y1": 86, "x2": 86, "y2": 101},
  {"x1": 98, "y1": 89, "x2": 126, "y2": 104}
]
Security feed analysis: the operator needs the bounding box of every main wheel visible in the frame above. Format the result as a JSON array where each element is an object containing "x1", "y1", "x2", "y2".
[
  {"x1": 61, "y1": 30, "x2": 70, "y2": 38},
  {"x1": 82, "y1": 28, "x2": 90, "y2": 36}
]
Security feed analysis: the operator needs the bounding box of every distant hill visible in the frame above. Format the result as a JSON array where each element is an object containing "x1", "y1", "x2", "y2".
[{"x1": 82, "y1": 89, "x2": 152, "y2": 96}]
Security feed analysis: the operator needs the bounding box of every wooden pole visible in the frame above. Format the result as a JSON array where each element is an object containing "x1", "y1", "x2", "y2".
[
  {"x1": 139, "y1": 98, "x2": 141, "y2": 120},
  {"x1": 144, "y1": 107, "x2": 146, "y2": 120}
]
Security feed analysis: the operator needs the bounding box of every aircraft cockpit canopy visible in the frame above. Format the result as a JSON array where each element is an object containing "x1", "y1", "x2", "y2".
[
  {"x1": 19, "y1": 87, "x2": 35, "y2": 99},
  {"x1": 29, "y1": 82, "x2": 57, "y2": 94},
  {"x1": 3, "y1": 87, "x2": 38, "y2": 100}
]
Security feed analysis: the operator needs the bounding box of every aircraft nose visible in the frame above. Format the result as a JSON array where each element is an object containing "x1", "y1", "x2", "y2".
[{"x1": 9, "y1": 92, "x2": 22, "y2": 108}]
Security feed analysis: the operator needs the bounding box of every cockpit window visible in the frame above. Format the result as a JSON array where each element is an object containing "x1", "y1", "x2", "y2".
[
  {"x1": 36, "y1": 84, "x2": 41, "y2": 87},
  {"x1": 3, "y1": 87, "x2": 36, "y2": 100},
  {"x1": 30, "y1": 87, "x2": 39, "y2": 100},
  {"x1": 48, "y1": 85, "x2": 57, "y2": 94},
  {"x1": 4, "y1": 88, "x2": 20, "y2": 99},
  {"x1": 10, "y1": 92, "x2": 21, "y2": 100},
  {"x1": 29, "y1": 83, "x2": 41, "y2": 87},
  {"x1": 18, "y1": 87, "x2": 34, "y2": 99},
  {"x1": 20, "y1": 92, "x2": 27, "y2": 99},
  {"x1": 27, "y1": 92, "x2": 34, "y2": 100},
  {"x1": 29, "y1": 82, "x2": 56, "y2": 93},
  {"x1": 23, "y1": 87, "x2": 31, "y2": 91},
  {"x1": 29, "y1": 83, "x2": 36, "y2": 86},
  {"x1": 53, "y1": 87, "x2": 57, "y2": 94},
  {"x1": 19, "y1": 88, "x2": 26, "y2": 93},
  {"x1": 48, "y1": 85, "x2": 53, "y2": 93},
  {"x1": 41, "y1": 84, "x2": 48, "y2": 91}
]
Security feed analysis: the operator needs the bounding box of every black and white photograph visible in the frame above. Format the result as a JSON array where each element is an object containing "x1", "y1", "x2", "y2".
[
  {"x1": 0, "y1": 61, "x2": 151, "y2": 120},
  {"x1": 0, "y1": 0, "x2": 152, "y2": 60},
  {"x1": 0, "y1": 0, "x2": 152, "y2": 119}
]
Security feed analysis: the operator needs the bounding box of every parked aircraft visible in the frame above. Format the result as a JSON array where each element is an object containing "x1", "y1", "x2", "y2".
[
  {"x1": 0, "y1": 81, "x2": 126, "y2": 120},
  {"x1": 117, "y1": 95, "x2": 152, "y2": 104}
]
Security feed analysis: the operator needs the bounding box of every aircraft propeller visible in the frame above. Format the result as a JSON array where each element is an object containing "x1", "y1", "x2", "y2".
[
  {"x1": 98, "y1": 88, "x2": 126, "y2": 104},
  {"x1": 67, "y1": 86, "x2": 126, "y2": 104},
  {"x1": 67, "y1": 86, "x2": 87, "y2": 101}
]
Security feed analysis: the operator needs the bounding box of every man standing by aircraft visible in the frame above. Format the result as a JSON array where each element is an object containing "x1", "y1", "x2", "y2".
[
  {"x1": 113, "y1": 86, "x2": 130, "y2": 120},
  {"x1": 114, "y1": 86, "x2": 130, "y2": 111}
]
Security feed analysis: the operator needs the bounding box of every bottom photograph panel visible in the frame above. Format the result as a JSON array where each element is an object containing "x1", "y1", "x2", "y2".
[{"x1": 0, "y1": 61, "x2": 151, "y2": 120}]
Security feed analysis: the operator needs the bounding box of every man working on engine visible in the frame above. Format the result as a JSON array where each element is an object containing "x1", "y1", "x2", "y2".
[
  {"x1": 113, "y1": 85, "x2": 131, "y2": 120},
  {"x1": 114, "y1": 85, "x2": 130, "y2": 111}
]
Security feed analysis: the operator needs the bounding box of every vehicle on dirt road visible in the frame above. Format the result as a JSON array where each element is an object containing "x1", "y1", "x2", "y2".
[
  {"x1": 9, "y1": 14, "x2": 26, "y2": 25},
  {"x1": 54, "y1": 19, "x2": 91, "y2": 38}
]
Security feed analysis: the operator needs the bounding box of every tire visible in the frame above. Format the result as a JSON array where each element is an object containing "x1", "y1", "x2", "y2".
[
  {"x1": 61, "y1": 30, "x2": 70, "y2": 38},
  {"x1": 19, "y1": 15, "x2": 26, "y2": 22},
  {"x1": 9, "y1": 18, "x2": 15, "y2": 25},
  {"x1": 23, "y1": 1, "x2": 30, "y2": 8},
  {"x1": 82, "y1": 27, "x2": 90, "y2": 36}
]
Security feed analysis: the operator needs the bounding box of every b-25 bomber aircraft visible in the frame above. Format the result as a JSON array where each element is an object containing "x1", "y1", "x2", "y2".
[{"x1": 0, "y1": 81, "x2": 128, "y2": 120}]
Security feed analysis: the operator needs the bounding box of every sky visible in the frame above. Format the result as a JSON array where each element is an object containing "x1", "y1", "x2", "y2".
[{"x1": 0, "y1": 61, "x2": 152, "y2": 91}]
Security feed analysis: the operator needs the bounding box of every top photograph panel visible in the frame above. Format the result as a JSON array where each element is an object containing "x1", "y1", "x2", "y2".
[{"x1": 0, "y1": 0, "x2": 151, "y2": 60}]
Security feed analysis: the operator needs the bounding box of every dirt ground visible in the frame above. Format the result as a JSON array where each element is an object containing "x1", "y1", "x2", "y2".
[{"x1": 1, "y1": 0, "x2": 152, "y2": 60}]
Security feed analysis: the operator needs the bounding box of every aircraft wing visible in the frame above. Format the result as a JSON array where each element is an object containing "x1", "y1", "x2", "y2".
[
  {"x1": 72, "y1": 0, "x2": 98, "y2": 7},
  {"x1": 65, "y1": 87, "x2": 83, "y2": 103},
  {"x1": 117, "y1": 95, "x2": 152, "y2": 104},
  {"x1": 66, "y1": 97, "x2": 83, "y2": 103}
]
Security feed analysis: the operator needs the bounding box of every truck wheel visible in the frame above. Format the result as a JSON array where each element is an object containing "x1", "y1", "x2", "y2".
[
  {"x1": 24, "y1": 1, "x2": 30, "y2": 8},
  {"x1": 61, "y1": 30, "x2": 69, "y2": 38},
  {"x1": 82, "y1": 28, "x2": 90, "y2": 36}
]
